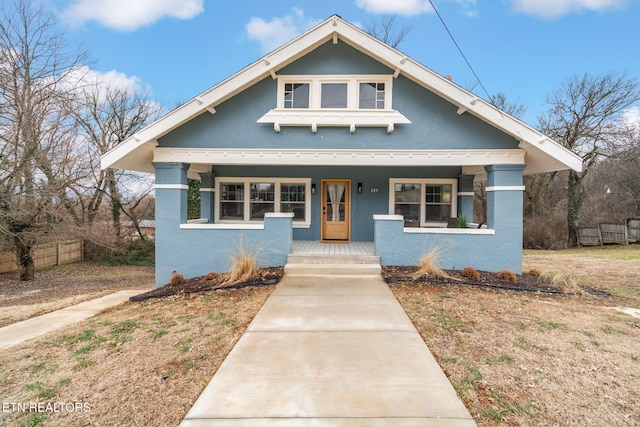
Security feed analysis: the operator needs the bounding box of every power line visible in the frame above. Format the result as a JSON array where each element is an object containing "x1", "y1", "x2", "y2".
[{"x1": 427, "y1": 0, "x2": 494, "y2": 105}]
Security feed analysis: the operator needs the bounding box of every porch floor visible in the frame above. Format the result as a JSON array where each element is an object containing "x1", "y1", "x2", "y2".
[{"x1": 292, "y1": 240, "x2": 375, "y2": 255}]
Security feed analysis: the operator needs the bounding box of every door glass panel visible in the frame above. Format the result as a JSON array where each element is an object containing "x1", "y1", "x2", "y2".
[{"x1": 326, "y1": 184, "x2": 346, "y2": 222}]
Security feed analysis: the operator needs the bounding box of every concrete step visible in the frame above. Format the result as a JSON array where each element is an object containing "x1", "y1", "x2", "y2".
[
  {"x1": 287, "y1": 254, "x2": 380, "y2": 265},
  {"x1": 284, "y1": 263, "x2": 381, "y2": 276},
  {"x1": 285, "y1": 254, "x2": 381, "y2": 276}
]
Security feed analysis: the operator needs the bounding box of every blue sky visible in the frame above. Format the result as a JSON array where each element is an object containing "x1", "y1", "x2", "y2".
[{"x1": 45, "y1": 0, "x2": 640, "y2": 125}]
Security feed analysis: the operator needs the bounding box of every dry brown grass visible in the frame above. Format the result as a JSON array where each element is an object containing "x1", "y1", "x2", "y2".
[
  {"x1": 392, "y1": 245, "x2": 640, "y2": 426},
  {"x1": 0, "y1": 285, "x2": 274, "y2": 426},
  {"x1": 0, "y1": 264, "x2": 154, "y2": 327}
]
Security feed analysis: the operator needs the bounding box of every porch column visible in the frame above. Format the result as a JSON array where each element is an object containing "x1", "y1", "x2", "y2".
[
  {"x1": 457, "y1": 174, "x2": 474, "y2": 223},
  {"x1": 199, "y1": 170, "x2": 215, "y2": 223},
  {"x1": 153, "y1": 162, "x2": 190, "y2": 287},
  {"x1": 485, "y1": 164, "x2": 525, "y2": 273}
]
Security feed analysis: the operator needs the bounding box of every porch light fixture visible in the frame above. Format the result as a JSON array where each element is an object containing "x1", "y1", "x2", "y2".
[
  {"x1": 311, "y1": 183, "x2": 316, "y2": 195},
  {"x1": 357, "y1": 182, "x2": 363, "y2": 194}
]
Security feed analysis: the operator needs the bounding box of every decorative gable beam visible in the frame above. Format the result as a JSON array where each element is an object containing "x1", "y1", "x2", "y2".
[
  {"x1": 333, "y1": 32, "x2": 338, "y2": 44},
  {"x1": 195, "y1": 97, "x2": 216, "y2": 115}
]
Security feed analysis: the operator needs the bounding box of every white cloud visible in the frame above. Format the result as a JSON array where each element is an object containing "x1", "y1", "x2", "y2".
[
  {"x1": 506, "y1": 0, "x2": 632, "y2": 19},
  {"x1": 246, "y1": 9, "x2": 321, "y2": 54},
  {"x1": 355, "y1": 0, "x2": 478, "y2": 17},
  {"x1": 622, "y1": 106, "x2": 640, "y2": 131},
  {"x1": 60, "y1": 0, "x2": 204, "y2": 31},
  {"x1": 355, "y1": 0, "x2": 434, "y2": 16},
  {"x1": 64, "y1": 66, "x2": 148, "y2": 97}
]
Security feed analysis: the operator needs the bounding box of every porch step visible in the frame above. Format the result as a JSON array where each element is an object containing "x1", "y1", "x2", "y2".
[{"x1": 284, "y1": 254, "x2": 381, "y2": 276}]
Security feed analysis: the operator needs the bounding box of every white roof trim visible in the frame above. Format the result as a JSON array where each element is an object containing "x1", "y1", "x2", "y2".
[
  {"x1": 153, "y1": 147, "x2": 526, "y2": 168},
  {"x1": 101, "y1": 15, "x2": 582, "y2": 174}
]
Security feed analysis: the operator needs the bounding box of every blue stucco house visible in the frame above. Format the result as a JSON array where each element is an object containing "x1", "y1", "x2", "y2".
[{"x1": 102, "y1": 16, "x2": 582, "y2": 287}]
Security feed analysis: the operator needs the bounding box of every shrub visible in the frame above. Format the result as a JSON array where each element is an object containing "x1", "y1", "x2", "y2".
[
  {"x1": 527, "y1": 268, "x2": 542, "y2": 277},
  {"x1": 523, "y1": 213, "x2": 567, "y2": 249},
  {"x1": 497, "y1": 269, "x2": 517, "y2": 282},
  {"x1": 461, "y1": 266, "x2": 480, "y2": 281},
  {"x1": 204, "y1": 272, "x2": 219, "y2": 281},
  {"x1": 169, "y1": 273, "x2": 184, "y2": 286}
]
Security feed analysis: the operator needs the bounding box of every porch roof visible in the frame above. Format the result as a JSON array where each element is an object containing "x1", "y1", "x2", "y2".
[{"x1": 101, "y1": 15, "x2": 583, "y2": 177}]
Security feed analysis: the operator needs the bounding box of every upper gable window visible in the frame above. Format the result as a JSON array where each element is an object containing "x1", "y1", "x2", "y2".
[
  {"x1": 321, "y1": 83, "x2": 348, "y2": 108},
  {"x1": 359, "y1": 83, "x2": 385, "y2": 109},
  {"x1": 284, "y1": 83, "x2": 309, "y2": 109},
  {"x1": 278, "y1": 75, "x2": 392, "y2": 110}
]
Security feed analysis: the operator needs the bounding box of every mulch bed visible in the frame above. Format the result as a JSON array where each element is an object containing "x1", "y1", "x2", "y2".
[
  {"x1": 382, "y1": 266, "x2": 610, "y2": 296},
  {"x1": 129, "y1": 267, "x2": 284, "y2": 301},
  {"x1": 129, "y1": 264, "x2": 611, "y2": 302}
]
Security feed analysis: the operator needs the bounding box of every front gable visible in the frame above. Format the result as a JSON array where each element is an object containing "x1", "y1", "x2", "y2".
[
  {"x1": 102, "y1": 15, "x2": 582, "y2": 176},
  {"x1": 159, "y1": 39, "x2": 519, "y2": 156}
]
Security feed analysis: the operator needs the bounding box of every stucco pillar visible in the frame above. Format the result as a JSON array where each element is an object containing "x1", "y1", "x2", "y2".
[
  {"x1": 485, "y1": 164, "x2": 525, "y2": 273},
  {"x1": 457, "y1": 174, "x2": 474, "y2": 223},
  {"x1": 152, "y1": 162, "x2": 190, "y2": 287},
  {"x1": 199, "y1": 170, "x2": 215, "y2": 223}
]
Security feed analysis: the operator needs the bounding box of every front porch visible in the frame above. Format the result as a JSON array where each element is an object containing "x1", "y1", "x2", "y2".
[{"x1": 292, "y1": 240, "x2": 375, "y2": 255}]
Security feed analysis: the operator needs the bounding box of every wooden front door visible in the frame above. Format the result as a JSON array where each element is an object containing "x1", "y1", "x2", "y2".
[{"x1": 321, "y1": 180, "x2": 351, "y2": 241}]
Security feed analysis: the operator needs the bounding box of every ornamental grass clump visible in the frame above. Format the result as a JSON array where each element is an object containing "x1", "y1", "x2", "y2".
[
  {"x1": 223, "y1": 235, "x2": 262, "y2": 286},
  {"x1": 547, "y1": 272, "x2": 584, "y2": 294},
  {"x1": 413, "y1": 246, "x2": 452, "y2": 281}
]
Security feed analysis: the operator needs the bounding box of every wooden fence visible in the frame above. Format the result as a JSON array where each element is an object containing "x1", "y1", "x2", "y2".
[
  {"x1": 0, "y1": 240, "x2": 84, "y2": 274},
  {"x1": 577, "y1": 219, "x2": 640, "y2": 246}
]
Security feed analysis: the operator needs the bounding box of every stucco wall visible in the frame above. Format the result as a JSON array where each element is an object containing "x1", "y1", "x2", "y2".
[
  {"x1": 374, "y1": 164, "x2": 525, "y2": 273},
  {"x1": 154, "y1": 162, "x2": 292, "y2": 287},
  {"x1": 157, "y1": 41, "x2": 518, "y2": 152}
]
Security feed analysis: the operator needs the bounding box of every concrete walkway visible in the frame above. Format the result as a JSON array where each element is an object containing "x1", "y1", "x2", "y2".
[
  {"x1": 181, "y1": 274, "x2": 476, "y2": 427},
  {"x1": 0, "y1": 290, "x2": 146, "y2": 351}
]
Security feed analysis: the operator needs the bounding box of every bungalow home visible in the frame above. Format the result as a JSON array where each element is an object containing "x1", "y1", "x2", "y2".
[{"x1": 101, "y1": 15, "x2": 582, "y2": 287}]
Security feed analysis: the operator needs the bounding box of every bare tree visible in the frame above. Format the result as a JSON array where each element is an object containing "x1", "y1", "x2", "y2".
[
  {"x1": 0, "y1": 0, "x2": 88, "y2": 280},
  {"x1": 490, "y1": 92, "x2": 526, "y2": 119},
  {"x1": 365, "y1": 15, "x2": 410, "y2": 49},
  {"x1": 538, "y1": 72, "x2": 640, "y2": 246},
  {"x1": 67, "y1": 81, "x2": 161, "y2": 236}
]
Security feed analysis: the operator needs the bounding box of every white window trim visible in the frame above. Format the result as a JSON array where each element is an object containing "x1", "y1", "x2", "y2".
[
  {"x1": 389, "y1": 178, "x2": 458, "y2": 228},
  {"x1": 215, "y1": 177, "x2": 311, "y2": 228},
  {"x1": 276, "y1": 75, "x2": 394, "y2": 110}
]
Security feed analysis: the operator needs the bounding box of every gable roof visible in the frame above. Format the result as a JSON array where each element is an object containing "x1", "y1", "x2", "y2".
[{"x1": 101, "y1": 15, "x2": 582, "y2": 175}]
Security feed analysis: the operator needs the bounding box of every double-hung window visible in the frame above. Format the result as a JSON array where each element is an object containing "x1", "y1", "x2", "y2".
[
  {"x1": 216, "y1": 178, "x2": 311, "y2": 227},
  {"x1": 390, "y1": 179, "x2": 457, "y2": 227}
]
